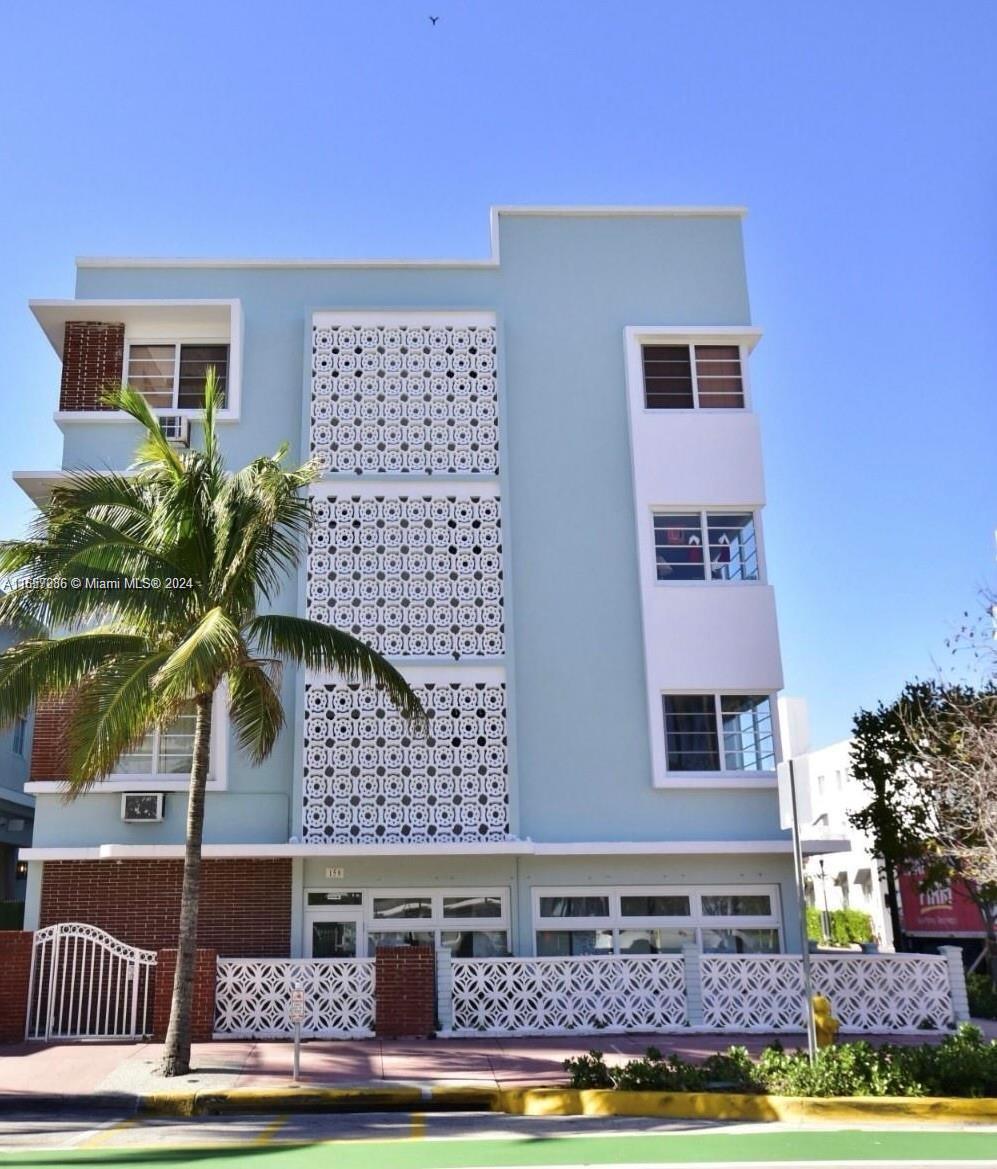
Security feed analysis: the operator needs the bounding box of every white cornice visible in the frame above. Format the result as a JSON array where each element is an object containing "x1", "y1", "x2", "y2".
[{"x1": 19, "y1": 836, "x2": 846, "y2": 861}]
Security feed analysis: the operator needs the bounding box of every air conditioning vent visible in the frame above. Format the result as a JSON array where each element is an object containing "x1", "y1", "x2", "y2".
[
  {"x1": 121, "y1": 793, "x2": 165, "y2": 823},
  {"x1": 159, "y1": 415, "x2": 190, "y2": 446}
]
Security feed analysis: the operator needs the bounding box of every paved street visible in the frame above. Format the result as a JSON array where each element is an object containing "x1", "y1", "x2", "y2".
[{"x1": 0, "y1": 1110, "x2": 996, "y2": 1166}]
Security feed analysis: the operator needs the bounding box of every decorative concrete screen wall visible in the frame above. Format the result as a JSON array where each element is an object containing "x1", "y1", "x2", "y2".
[
  {"x1": 450, "y1": 955, "x2": 688, "y2": 1035},
  {"x1": 302, "y1": 680, "x2": 509, "y2": 844},
  {"x1": 310, "y1": 322, "x2": 498, "y2": 475},
  {"x1": 305, "y1": 311, "x2": 509, "y2": 848},
  {"x1": 213, "y1": 958, "x2": 375, "y2": 1039},
  {"x1": 445, "y1": 951, "x2": 963, "y2": 1037}
]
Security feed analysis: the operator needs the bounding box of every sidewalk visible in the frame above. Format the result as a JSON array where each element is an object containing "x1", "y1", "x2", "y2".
[{"x1": 1, "y1": 1020, "x2": 994, "y2": 1106}]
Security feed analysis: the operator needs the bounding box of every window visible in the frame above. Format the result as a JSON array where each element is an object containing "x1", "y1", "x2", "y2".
[
  {"x1": 364, "y1": 889, "x2": 510, "y2": 958},
  {"x1": 642, "y1": 344, "x2": 744, "y2": 410},
  {"x1": 663, "y1": 694, "x2": 775, "y2": 774},
  {"x1": 534, "y1": 886, "x2": 781, "y2": 956},
  {"x1": 116, "y1": 707, "x2": 196, "y2": 776},
  {"x1": 11, "y1": 716, "x2": 26, "y2": 756},
  {"x1": 126, "y1": 343, "x2": 228, "y2": 410},
  {"x1": 654, "y1": 512, "x2": 759, "y2": 582}
]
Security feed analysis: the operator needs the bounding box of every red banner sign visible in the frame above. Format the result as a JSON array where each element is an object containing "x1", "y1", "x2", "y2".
[{"x1": 898, "y1": 869, "x2": 986, "y2": 936}]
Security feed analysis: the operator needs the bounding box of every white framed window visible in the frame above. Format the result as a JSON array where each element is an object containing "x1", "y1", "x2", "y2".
[
  {"x1": 126, "y1": 342, "x2": 229, "y2": 411},
  {"x1": 116, "y1": 706, "x2": 197, "y2": 777},
  {"x1": 653, "y1": 510, "x2": 759, "y2": 582},
  {"x1": 364, "y1": 888, "x2": 510, "y2": 958},
  {"x1": 642, "y1": 343, "x2": 744, "y2": 410},
  {"x1": 11, "y1": 716, "x2": 26, "y2": 756},
  {"x1": 533, "y1": 885, "x2": 782, "y2": 956},
  {"x1": 662, "y1": 693, "x2": 776, "y2": 775}
]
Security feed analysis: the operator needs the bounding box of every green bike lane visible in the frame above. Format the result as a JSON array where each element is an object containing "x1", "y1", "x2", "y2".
[{"x1": 2, "y1": 1126, "x2": 996, "y2": 1167}]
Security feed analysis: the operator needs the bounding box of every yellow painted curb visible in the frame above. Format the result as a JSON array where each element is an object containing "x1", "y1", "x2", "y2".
[
  {"x1": 497, "y1": 1087, "x2": 997, "y2": 1125},
  {"x1": 138, "y1": 1086, "x2": 427, "y2": 1116},
  {"x1": 137, "y1": 1084, "x2": 997, "y2": 1124}
]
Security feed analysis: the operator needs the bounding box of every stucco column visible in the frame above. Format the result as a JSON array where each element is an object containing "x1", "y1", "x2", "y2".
[
  {"x1": 938, "y1": 945, "x2": 971, "y2": 1023},
  {"x1": 681, "y1": 941, "x2": 705, "y2": 1027},
  {"x1": 435, "y1": 946, "x2": 454, "y2": 1035}
]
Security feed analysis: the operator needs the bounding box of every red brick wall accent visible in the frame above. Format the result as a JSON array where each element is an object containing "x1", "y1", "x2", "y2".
[
  {"x1": 39, "y1": 859, "x2": 292, "y2": 957},
  {"x1": 29, "y1": 697, "x2": 73, "y2": 781},
  {"x1": 59, "y1": 321, "x2": 125, "y2": 411},
  {"x1": 152, "y1": 948, "x2": 217, "y2": 1042},
  {"x1": 375, "y1": 944, "x2": 436, "y2": 1039},
  {"x1": 0, "y1": 932, "x2": 33, "y2": 1043}
]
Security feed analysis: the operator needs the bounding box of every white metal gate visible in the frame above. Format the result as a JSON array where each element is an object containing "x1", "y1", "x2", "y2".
[{"x1": 27, "y1": 923, "x2": 157, "y2": 1041}]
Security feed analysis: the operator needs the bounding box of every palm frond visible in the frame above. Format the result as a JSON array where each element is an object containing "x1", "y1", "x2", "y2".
[
  {"x1": 249, "y1": 614, "x2": 425, "y2": 725},
  {"x1": 227, "y1": 660, "x2": 285, "y2": 764},
  {"x1": 0, "y1": 630, "x2": 150, "y2": 726},
  {"x1": 154, "y1": 608, "x2": 243, "y2": 702},
  {"x1": 65, "y1": 650, "x2": 174, "y2": 787},
  {"x1": 103, "y1": 385, "x2": 186, "y2": 480}
]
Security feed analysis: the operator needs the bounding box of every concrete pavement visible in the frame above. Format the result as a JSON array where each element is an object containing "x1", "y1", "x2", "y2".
[{"x1": 1, "y1": 1025, "x2": 994, "y2": 1109}]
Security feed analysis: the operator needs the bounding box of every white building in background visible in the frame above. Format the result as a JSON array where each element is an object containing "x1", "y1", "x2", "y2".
[{"x1": 778, "y1": 698, "x2": 894, "y2": 950}]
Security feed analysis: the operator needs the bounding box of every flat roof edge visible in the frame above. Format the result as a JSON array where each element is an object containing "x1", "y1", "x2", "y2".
[{"x1": 75, "y1": 204, "x2": 747, "y2": 270}]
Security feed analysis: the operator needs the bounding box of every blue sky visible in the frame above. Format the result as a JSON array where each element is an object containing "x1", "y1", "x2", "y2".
[{"x1": 0, "y1": 1, "x2": 994, "y2": 749}]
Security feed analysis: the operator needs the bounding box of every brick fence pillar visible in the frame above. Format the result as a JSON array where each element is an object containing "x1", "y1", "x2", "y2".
[
  {"x1": 153, "y1": 948, "x2": 218, "y2": 1042},
  {"x1": 375, "y1": 944, "x2": 436, "y2": 1039},
  {"x1": 0, "y1": 932, "x2": 33, "y2": 1043}
]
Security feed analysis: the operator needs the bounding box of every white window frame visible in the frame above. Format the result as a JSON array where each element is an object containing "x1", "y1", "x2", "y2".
[
  {"x1": 26, "y1": 697, "x2": 229, "y2": 794},
  {"x1": 304, "y1": 886, "x2": 511, "y2": 958},
  {"x1": 124, "y1": 338, "x2": 231, "y2": 416},
  {"x1": 650, "y1": 508, "x2": 764, "y2": 585},
  {"x1": 532, "y1": 884, "x2": 783, "y2": 956},
  {"x1": 660, "y1": 691, "x2": 779, "y2": 784}
]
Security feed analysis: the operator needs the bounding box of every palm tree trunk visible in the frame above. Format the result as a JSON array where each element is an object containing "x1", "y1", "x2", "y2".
[{"x1": 160, "y1": 691, "x2": 214, "y2": 1077}]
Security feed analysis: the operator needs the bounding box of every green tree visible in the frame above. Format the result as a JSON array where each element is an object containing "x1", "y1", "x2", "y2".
[
  {"x1": 0, "y1": 377, "x2": 424, "y2": 1076},
  {"x1": 848, "y1": 682, "x2": 940, "y2": 951},
  {"x1": 850, "y1": 680, "x2": 997, "y2": 980}
]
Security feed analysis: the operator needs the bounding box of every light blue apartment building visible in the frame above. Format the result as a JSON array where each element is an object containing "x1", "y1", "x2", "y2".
[{"x1": 18, "y1": 207, "x2": 826, "y2": 961}]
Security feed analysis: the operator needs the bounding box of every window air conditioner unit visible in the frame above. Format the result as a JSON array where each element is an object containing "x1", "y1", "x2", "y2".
[
  {"x1": 121, "y1": 793, "x2": 165, "y2": 823},
  {"x1": 160, "y1": 415, "x2": 190, "y2": 447}
]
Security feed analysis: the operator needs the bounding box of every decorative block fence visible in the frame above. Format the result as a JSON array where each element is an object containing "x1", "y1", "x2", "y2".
[
  {"x1": 442, "y1": 946, "x2": 969, "y2": 1037},
  {"x1": 0, "y1": 926, "x2": 971, "y2": 1044}
]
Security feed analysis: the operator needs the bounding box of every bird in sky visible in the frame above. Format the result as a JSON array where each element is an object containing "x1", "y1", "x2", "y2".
[{"x1": 429, "y1": 15, "x2": 439, "y2": 24}]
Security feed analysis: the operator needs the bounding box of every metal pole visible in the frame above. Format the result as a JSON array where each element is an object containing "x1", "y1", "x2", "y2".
[
  {"x1": 818, "y1": 858, "x2": 832, "y2": 943},
  {"x1": 293, "y1": 1020, "x2": 301, "y2": 1082},
  {"x1": 789, "y1": 759, "x2": 818, "y2": 1063}
]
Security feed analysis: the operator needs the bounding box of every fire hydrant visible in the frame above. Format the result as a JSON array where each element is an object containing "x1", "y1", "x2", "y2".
[{"x1": 812, "y1": 994, "x2": 840, "y2": 1047}]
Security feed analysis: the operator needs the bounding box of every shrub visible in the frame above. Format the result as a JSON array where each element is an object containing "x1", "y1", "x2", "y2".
[
  {"x1": 829, "y1": 909, "x2": 874, "y2": 946},
  {"x1": 806, "y1": 907, "x2": 823, "y2": 942},
  {"x1": 562, "y1": 1026, "x2": 997, "y2": 1098},
  {"x1": 967, "y1": 973, "x2": 997, "y2": 1021},
  {"x1": 805, "y1": 907, "x2": 873, "y2": 945}
]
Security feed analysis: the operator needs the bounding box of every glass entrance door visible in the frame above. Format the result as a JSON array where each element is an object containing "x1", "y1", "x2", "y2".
[{"x1": 306, "y1": 910, "x2": 363, "y2": 958}]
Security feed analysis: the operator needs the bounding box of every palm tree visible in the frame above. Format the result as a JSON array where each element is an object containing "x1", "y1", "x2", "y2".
[{"x1": 0, "y1": 375, "x2": 423, "y2": 1076}]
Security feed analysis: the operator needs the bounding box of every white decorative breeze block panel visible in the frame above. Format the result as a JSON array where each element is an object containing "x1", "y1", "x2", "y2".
[
  {"x1": 451, "y1": 956, "x2": 687, "y2": 1035},
  {"x1": 303, "y1": 681, "x2": 509, "y2": 843},
  {"x1": 311, "y1": 324, "x2": 499, "y2": 474},
  {"x1": 812, "y1": 954, "x2": 952, "y2": 1032},
  {"x1": 213, "y1": 959, "x2": 375, "y2": 1038},
  {"x1": 701, "y1": 956, "x2": 805, "y2": 1032},
  {"x1": 308, "y1": 495, "x2": 503, "y2": 659},
  {"x1": 700, "y1": 954, "x2": 954, "y2": 1033}
]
